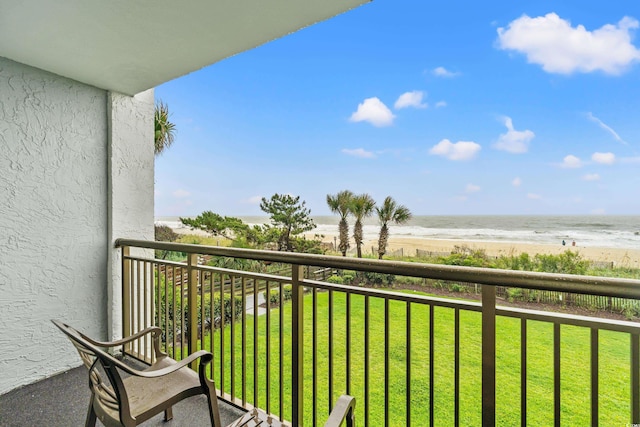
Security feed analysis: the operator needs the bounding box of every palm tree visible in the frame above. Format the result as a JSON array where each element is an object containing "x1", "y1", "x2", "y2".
[
  {"x1": 376, "y1": 196, "x2": 412, "y2": 259},
  {"x1": 326, "y1": 190, "x2": 354, "y2": 256},
  {"x1": 349, "y1": 193, "x2": 376, "y2": 258},
  {"x1": 154, "y1": 101, "x2": 176, "y2": 156}
]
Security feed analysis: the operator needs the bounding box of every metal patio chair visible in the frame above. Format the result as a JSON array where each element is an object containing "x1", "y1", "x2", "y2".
[{"x1": 53, "y1": 320, "x2": 355, "y2": 427}]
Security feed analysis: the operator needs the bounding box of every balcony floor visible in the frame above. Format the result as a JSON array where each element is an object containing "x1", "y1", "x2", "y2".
[{"x1": 0, "y1": 362, "x2": 246, "y2": 427}]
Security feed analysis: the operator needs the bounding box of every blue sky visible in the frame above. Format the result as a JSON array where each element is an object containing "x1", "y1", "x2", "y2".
[{"x1": 155, "y1": 0, "x2": 640, "y2": 217}]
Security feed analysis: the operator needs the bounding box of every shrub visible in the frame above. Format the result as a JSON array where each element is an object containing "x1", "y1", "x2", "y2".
[
  {"x1": 269, "y1": 288, "x2": 279, "y2": 305},
  {"x1": 291, "y1": 235, "x2": 325, "y2": 254},
  {"x1": 361, "y1": 271, "x2": 395, "y2": 287},
  {"x1": 506, "y1": 287, "x2": 523, "y2": 301},
  {"x1": 534, "y1": 251, "x2": 589, "y2": 275},
  {"x1": 268, "y1": 285, "x2": 293, "y2": 306},
  {"x1": 439, "y1": 246, "x2": 492, "y2": 268},
  {"x1": 154, "y1": 225, "x2": 179, "y2": 260},
  {"x1": 326, "y1": 275, "x2": 344, "y2": 284},
  {"x1": 432, "y1": 280, "x2": 447, "y2": 290},
  {"x1": 495, "y1": 253, "x2": 534, "y2": 271},
  {"x1": 161, "y1": 291, "x2": 243, "y2": 339},
  {"x1": 394, "y1": 276, "x2": 425, "y2": 286},
  {"x1": 622, "y1": 301, "x2": 640, "y2": 320},
  {"x1": 342, "y1": 271, "x2": 356, "y2": 285},
  {"x1": 192, "y1": 293, "x2": 243, "y2": 329},
  {"x1": 449, "y1": 283, "x2": 465, "y2": 293},
  {"x1": 213, "y1": 294, "x2": 244, "y2": 326},
  {"x1": 526, "y1": 290, "x2": 541, "y2": 303}
]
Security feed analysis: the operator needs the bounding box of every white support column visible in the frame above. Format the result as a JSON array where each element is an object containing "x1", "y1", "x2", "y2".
[{"x1": 107, "y1": 89, "x2": 155, "y2": 341}]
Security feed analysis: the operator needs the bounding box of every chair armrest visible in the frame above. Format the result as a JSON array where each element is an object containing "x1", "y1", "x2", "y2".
[
  {"x1": 325, "y1": 395, "x2": 356, "y2": 427},
  {"x1": 111, "y1": 350, "x2": 213, "y2": 378},
  {"x1": 80, "y1": 326, "x2": 162, "y2": 348},
  {"x1": 80, "y1": 326, "x2": 167, "y2": 360}
]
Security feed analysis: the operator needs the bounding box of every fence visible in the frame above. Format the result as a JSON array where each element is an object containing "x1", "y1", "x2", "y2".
[{"x1": 118, "y1": 239, "x2": 640, "y2": 426}]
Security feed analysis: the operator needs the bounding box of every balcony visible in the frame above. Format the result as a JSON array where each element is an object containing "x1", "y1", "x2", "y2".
[
  {"x1": 0, "y1": 356, "x2": 247, "y2": 426},
  {"x1": 3, "y1": 238, "x2": 640, "y2": 426}
]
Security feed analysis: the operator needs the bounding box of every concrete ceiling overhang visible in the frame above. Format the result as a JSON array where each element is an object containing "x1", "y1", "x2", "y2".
[{"x1": 0, "y1": 0, "x2": 368, "y2": 95}]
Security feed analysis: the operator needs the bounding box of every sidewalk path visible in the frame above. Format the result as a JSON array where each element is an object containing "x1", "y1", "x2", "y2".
[{"x1": 245, "y1": 292, "x2": 266, "y2": 316}]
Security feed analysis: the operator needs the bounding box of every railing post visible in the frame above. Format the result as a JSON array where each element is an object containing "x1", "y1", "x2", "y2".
[
  {"x1": 292, "y1": 264, "x2": 304, "y2": 426},
  {"x1": 122, "y1": 246, "x2": 131, "y2": 352},
  {"x1": 482, "y1": 284, "x2": 496, "y2": 426},
  {"x1": 632, "y1": 333, "x2": 639, "y2": 423},
  {"x1": 187, "y1": 253, "x2": 199, "y2": 368}
]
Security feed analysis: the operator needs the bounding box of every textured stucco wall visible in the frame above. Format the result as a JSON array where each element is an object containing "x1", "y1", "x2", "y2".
[
  {"x1": 107, "y1": 90, "x2": 155, "y2": 342},
  {"x1": 0, "y1": 57, "x2": 108, "y2": 394},
  {"x1": 0, "y1": 58, "x2": 154, "y2": 394}
]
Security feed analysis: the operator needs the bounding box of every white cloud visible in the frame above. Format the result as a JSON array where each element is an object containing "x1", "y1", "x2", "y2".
[
  {"x1": 497, "y1": 13, "x2": 640, "y2": 75},
  {"x1": 527, "y1": 193, "x2": 542, "y2": 200},
  {"x1": 561, "y1": 155, "x2": 583, "y2": 168},
  {"x1": 592, "y1": 152, "x2": 616, "y2": 165},
  {"x1": 493, "y1": 116, "x2": 535, "y2": 153},
  {"x1": 432, "y1": 66, "x2": 460, "y2": 77},
  {"x1": 173, "y1": 189, "x2": 191, "y2": 198},
  {"x1": 429, "y1": 139, "x2": 481, "y2": 161},
  {"x1": 435, "y1": 101, "x2": 447, "y2": 108},
  {"x1": 512, "y1": 177, "x2": 522, "y2": 187},
  {"x1": 583, "y1": 173, "x2": 601, "y2": 181},
  {"x1": 394, "y1": 91, "x2": 427, "y2": 109},
  {"x1": 586, "y1": 113, "x2": 628, "y2": 145},
  {"x1": 466, "y1": 184, "x2": 481, "y2": 193},
  {"x1": 349, "y1": 97, "x2": 395, "y2": 127},
  {"x1": 342, "y1": 148, "x2": 376, "y2": 159},
  {"x1": 591, "y1": 208, "x2": 606, "y2": 215}
]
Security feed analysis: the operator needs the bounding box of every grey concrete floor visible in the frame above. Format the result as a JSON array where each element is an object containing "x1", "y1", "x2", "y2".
[{"x1": 0, "y1": 364, "x2": 246, "y2": 427}]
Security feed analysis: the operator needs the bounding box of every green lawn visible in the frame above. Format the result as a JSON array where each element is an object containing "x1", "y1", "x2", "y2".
[{"x1": 188, "y1": 290, "x2": 632, "y2": 426}]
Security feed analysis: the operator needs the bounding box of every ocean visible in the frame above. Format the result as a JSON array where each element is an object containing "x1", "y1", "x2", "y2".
[{"x1": 156, "y1": 215, "x2": 640, "y2": 250}]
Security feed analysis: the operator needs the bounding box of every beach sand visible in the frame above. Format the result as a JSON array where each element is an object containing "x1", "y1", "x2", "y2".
[
  {"x1": 170, "y1": 225, "x2": 639, "y2": 267},
  {"x1": 313, "y1": 232, "x2": 640, "y2": 267},
  {"x1": 172, "y1": 226, "x2": 209, "y2": 237}
]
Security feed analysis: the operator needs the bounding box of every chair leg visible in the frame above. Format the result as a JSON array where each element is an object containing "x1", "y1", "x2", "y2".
[
  {"x1": 164, "y1": 407, "x2": 173, "y2": 421},
  {"x1": 85, "y1": 403, "x2": 97, "y2": 427},
  {"x1": 206, "y1": 393, "x2": 222, "y2": 427}
]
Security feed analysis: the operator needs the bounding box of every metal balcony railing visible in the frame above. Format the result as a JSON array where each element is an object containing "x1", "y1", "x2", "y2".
[{"x1": 116, "y1": 239, "x2": 640, "y2": 426}]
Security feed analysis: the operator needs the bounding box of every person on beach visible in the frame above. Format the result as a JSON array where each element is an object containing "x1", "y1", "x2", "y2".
[
  {"x1": 572, "y1": 240, "x2": 576, "y2": 246},
  {"x1": 562, "y1": 240, "x2": 566, "y2": 246}
]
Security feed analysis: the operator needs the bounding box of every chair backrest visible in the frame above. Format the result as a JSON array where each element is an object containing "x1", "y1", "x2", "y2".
[{"x1": 52, "y1": 320, "x2": 126, "y2": 419}]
